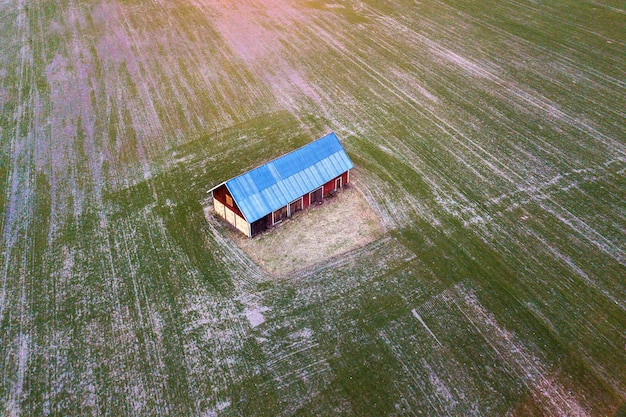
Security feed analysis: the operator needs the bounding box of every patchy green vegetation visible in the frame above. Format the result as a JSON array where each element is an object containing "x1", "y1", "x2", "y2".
[{"x1": 1, "y1": 0, "x2": 624, "y2": 415}]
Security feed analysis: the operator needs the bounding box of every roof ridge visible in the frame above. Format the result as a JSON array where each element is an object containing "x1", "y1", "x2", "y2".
[
  {"x1": 227, "y1": 131, "x2": 338, "y2": 184},
  {"x1": 207, "y1": 132, "x2": 338, "y2": 193}
]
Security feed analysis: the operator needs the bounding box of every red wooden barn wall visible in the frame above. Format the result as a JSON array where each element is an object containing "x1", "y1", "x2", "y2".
[{"x1": 213, "y1": 184, "x2": 244, "y2": 218}]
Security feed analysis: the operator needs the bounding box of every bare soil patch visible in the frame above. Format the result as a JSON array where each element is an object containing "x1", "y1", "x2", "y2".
[{"x1": 211, "y1": 184, "x2": 385, "y2": 276}]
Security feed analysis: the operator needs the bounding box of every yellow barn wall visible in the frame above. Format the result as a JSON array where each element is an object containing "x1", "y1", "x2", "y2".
[{"x1": 214, "y1": 198, "x2": 251, "y2": 237}]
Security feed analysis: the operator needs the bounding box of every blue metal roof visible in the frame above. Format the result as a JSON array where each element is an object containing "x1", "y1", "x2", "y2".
[{"x1": 224, "y1": 132, "x2": 353, "y2": 223}]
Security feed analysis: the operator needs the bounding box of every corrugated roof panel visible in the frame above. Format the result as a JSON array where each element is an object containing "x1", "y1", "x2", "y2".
[{"x1": 224, "y1": 132, "x2": 354, "y2": 223}]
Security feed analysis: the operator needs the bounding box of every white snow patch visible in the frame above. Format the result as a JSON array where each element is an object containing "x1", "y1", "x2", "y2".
[
  {"x1": 289, "y1": 327, "x2": 313, "y2": 340},
  {"x1": 202, "y1": 399, "x2": 231, "y2": 417},
  {"x1": 439, "y1": 49, "x2": 496, "y2": 80},
  {"x1": 245, "y1": 306, "x2": 270, "y2": 328},
  {"x1": 423, "y1": 359, "x2": 457, "y2": 408},
  {"x1": 5, "y1": 333, "x2": 30, "y2": 416},
  {"x1": 412, "y1": 309, "x2": 443, "y2": 347}
]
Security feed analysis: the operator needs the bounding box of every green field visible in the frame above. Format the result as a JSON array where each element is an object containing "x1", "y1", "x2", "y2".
[{"x1": 1, "y1": 0, "x2": 625, "y2": 415}]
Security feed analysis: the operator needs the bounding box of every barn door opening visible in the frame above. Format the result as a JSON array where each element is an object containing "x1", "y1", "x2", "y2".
[
  {"x1": 289, "y1": 198, "x2": 303, "y2": 216},
  {"x1": 335, "y1": 177, "x2": 342, "y2": 190},
  {"x1": 310, "y1": 187, "x2": 323, "y2": 204},
  {"x1": 251, "y1": 215, "x2": 269, "y2": 237},
  {"x1": 273, "y1": 205, "x2": 287, "y2": 224}
]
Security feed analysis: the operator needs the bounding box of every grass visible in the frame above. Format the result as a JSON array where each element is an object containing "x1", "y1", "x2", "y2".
[{"x1": 0, "y1": 0, "x2": 624, "y2": 415}]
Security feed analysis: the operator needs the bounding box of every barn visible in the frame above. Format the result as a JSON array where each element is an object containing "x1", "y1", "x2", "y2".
[{"x1": 209, "y1": 132, "x2": 354, "y2": 237}]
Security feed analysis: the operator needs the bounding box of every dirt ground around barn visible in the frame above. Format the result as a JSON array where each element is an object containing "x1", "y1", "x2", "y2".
[{"x1": 216, "y1": 182, "x2": 385, "y2": 276}]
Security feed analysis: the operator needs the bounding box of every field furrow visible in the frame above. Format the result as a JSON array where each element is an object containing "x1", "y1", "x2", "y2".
[{"x1": 1, "y1": 0, "x2": 624, "y2": 415}]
